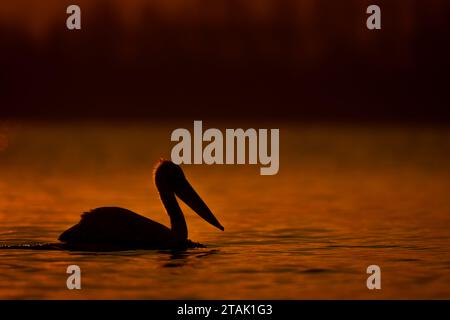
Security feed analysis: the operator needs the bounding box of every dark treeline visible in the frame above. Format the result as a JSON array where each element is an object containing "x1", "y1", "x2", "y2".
[{"x1": 1, "y1": 0, "x2": 450, "y2": 122}]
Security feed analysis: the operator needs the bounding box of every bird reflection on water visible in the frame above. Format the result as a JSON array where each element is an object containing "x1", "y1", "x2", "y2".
[{"x1": 161, "y1": 249, "x2": 220, "y2": 268}]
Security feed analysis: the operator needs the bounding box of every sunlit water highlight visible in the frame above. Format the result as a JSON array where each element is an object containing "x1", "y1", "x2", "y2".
[{"x1": 0, "y1": 121, "x2": 449, "y2": 299}]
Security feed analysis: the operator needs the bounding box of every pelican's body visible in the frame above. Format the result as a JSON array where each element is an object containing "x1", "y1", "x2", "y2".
[
  {"x1": 59, "y1": 207, "x2": 177, "y2": 249},
  {"x1": 58, "y1": 160, "x2": 224, "y2": 250}
]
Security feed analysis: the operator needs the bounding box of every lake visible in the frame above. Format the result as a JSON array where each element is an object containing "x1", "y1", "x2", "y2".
[{"x1": 0, "y1": 121, "x2": 449, "y2": 299}]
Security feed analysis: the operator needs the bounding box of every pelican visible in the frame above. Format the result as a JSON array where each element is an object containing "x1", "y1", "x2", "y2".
[{"x1": 58, "y1": 160, "x2": 224, "y2": 250}]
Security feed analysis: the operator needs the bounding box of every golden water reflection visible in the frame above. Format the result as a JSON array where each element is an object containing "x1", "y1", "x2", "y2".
[{"x1": 0, "y1": 121, "x2": 450, "y2": 299}]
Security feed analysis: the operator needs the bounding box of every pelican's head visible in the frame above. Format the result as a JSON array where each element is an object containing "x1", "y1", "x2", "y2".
[{"x1": 154, "y1": 159, "x2": 224, "y2": 231}]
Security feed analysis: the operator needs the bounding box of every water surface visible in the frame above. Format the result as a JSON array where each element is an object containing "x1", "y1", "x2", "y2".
[{"x1": 1, "y1": 121, "x2": 449, "y2": 299}]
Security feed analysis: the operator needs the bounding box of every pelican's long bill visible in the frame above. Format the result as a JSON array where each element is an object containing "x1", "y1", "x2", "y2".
[{"x1": 175, "y1": 178, "x2": 224, "y2": 231}]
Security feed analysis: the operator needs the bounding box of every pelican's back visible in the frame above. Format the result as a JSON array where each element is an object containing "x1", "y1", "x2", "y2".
[{"x1": 59, "y1": 207, "x2": 173, "y2": 248}]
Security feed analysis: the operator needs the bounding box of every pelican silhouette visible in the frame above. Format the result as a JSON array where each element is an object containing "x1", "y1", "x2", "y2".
[{"x1": 58, "y1": 160, "x2": 224, "y2": 250}]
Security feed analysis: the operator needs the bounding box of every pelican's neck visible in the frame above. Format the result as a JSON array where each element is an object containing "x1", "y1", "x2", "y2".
[{"x1": 158, "y1": 185, "x2": 188, "y2": 241}]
